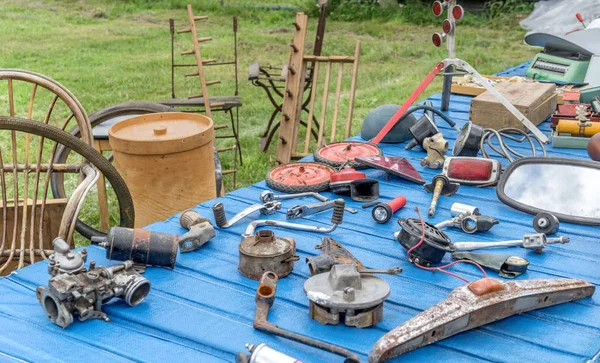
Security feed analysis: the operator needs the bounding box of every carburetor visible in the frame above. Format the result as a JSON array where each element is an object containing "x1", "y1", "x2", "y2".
[{"x1": 37, "y1": 238, "x2": 151, "y2": 328}]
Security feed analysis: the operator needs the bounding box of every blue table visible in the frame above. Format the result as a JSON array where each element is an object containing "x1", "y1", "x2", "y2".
[{"x1": 1, "y1": 63, "x2": 598, "y2": 363}]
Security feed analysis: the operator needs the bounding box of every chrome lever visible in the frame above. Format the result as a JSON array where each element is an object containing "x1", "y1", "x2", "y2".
[{"x1": 286, "y1": 200, "x2": 358, "y2": 219}]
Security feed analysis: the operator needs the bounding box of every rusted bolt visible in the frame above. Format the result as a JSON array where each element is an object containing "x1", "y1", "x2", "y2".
[
  {"x1": 343, "y1": 287, "x2": 355, "y2": 302},
  {"x1": 290, "y1": 42, "x2": 298, "y2": 52},
  {"x1": 292, "y1": 21, "x2": 301, "y2": 30}
]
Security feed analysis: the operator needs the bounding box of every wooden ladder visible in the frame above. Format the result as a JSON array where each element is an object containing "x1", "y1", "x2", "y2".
[{"x1": 178, "y1": 4, "x2": 223, "y2": 118}]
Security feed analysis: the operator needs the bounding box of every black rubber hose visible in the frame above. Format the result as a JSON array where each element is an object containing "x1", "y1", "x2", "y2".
[{"x1": 0, "y1": 116, "x2": 135, "y2": 235}]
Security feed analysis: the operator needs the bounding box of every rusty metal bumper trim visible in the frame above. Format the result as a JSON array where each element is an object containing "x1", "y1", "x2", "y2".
[{"x1": 369, "y1": 278, "x2": 595, "y2": 363}]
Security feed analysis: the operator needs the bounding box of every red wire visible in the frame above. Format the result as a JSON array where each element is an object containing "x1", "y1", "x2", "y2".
[{"x1": 406, "y1": 207, "x2": 487, "y2": 284}]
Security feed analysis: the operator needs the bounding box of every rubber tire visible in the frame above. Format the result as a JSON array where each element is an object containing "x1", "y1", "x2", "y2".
[
  {"x1": 0, "y1": 116, "x2": 135, "y2": 236},
  {"x1": 313, "y1": 142, "x2": 383, "y2": 170},
  {"x1": 50, "y1": 102, "x2": 175, "y2": 239},
  {"x1": 265, "y1": 162, "x2": 333, "y2": 193}
]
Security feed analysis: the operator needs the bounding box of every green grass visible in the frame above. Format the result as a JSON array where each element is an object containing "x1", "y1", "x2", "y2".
[{"x1": 0, "y1": 0, "x2": 538, "y2": 238}]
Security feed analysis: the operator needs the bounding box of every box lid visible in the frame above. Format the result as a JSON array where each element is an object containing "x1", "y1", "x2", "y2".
[{"x1": 473, "y1": 82, "x2": 556, "y2": 109}]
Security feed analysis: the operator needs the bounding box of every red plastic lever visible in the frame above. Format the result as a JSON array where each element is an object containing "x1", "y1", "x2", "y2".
[
  {"x1": 388, "y1": 195, "x2": 407, "y2": 213},
  {"x1": 370, "y1": 62, "x2": 445, "y2": 145}
]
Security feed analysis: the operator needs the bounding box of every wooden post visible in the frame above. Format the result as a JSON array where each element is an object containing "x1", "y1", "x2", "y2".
[
  {"x1": 303, "y1": 62, "x2": 320, "y2": 154},
  {"x1": 317, "y1": 61, "x2": 332, "y2": 147},
  {"x1": 330, "y1": 63, "x2": 344, "y2": 143}
]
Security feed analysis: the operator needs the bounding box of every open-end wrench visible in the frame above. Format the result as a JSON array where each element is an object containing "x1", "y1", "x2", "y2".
[{"x1": 286, "y1": 200, "x2": 358, "y2": 219}]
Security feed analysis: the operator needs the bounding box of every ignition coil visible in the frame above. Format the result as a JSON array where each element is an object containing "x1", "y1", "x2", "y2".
[{"x1": 91, "y1": 227, "x2": 178, "y2": 271}]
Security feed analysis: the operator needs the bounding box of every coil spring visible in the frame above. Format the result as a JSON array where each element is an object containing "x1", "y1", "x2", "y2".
[
  {"x1": 331, "y1": 199, "x2": 345, "y2": 225},
  {"x1": 180, "y1": 209, "x2": 201, "y2": 229},
  {"x1": 212, "y1": 203, "x2": 227, "y2": 227}
]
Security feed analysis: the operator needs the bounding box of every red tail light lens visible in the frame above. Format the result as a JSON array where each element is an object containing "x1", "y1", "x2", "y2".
[
  {"x1": 442, "y1": 19, "x2": 453, "y2": 34},
  {"x1": 432, "y1": 1, "x2": 444, "y2": 16},
  {"x1": 432, "y1": 32, "x2": 444, "y2": 47},
  {"x1": 452, "y1": 5, "x2": 464, "y2": 21},
  {"x1": 443, "y1": 157, "x2": 501, "y2": 185}
]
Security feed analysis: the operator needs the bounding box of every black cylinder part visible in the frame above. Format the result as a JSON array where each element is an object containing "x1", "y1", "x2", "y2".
[{"x1": 93, "y1": 227, "x2": 178, "y2": 269}]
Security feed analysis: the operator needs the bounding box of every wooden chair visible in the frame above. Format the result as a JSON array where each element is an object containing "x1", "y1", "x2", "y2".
[
  {"x1": 249, "y1": 1, "x2": 329, "y2": 152},
  {"x1": 0, "y1": 70, "x2": 134, "y2": 274},
  {"x1": 276, "y1": 40, "x2": 361, "y2": 163}
]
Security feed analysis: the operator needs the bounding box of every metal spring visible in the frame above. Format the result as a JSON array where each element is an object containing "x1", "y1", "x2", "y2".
[
  {"x1": 331, "y1": 199, "x2": 345, "y2": 225},
  {"x1": 212, "y1": 203, "x2": 228, "y2": 228},
  {"x1": 180, "y1": 209, "x2": 202, "y2": 229}
]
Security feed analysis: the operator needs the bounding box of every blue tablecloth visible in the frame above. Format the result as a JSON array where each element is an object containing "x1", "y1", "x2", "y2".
[{"x1": 1, "y1": 62, "x2": 598, "y2": 363}]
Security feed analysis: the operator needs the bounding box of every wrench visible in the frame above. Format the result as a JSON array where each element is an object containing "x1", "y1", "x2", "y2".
[{"x1": 286, "y1": 200, "x2": 358, "y2": 219}]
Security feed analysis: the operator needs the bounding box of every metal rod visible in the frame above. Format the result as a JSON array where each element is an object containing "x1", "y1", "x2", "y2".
[
  {"x1": 170, "y1": 18, "x2": 176, "y2": 99},
  {"x1": 428, "y1": 179, "x2": 444, "y2": 217}
]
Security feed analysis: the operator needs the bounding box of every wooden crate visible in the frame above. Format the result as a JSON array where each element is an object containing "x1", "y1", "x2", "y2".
[
  {"x1": 0, "y1": 199, "x2": 66, "y2": 275},
  {"x1": 469, "y1": 82, "x2": 557, "y2": 132},
  {"x1": 452, "y1": 75, "x2": 574, "y2": 104}
]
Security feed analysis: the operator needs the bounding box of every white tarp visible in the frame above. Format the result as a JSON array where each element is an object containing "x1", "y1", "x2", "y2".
[{"x1": 520, "y1": 0, "x2": 600, "y2": 35}]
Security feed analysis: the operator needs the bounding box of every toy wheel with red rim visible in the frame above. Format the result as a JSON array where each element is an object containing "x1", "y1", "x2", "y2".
[
  {"x1": 266, "y1": 162, "x2": 335, "y2": 193},
  {"x1": 314, "y1": 142, "x2": 382, "y2": 169}
]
